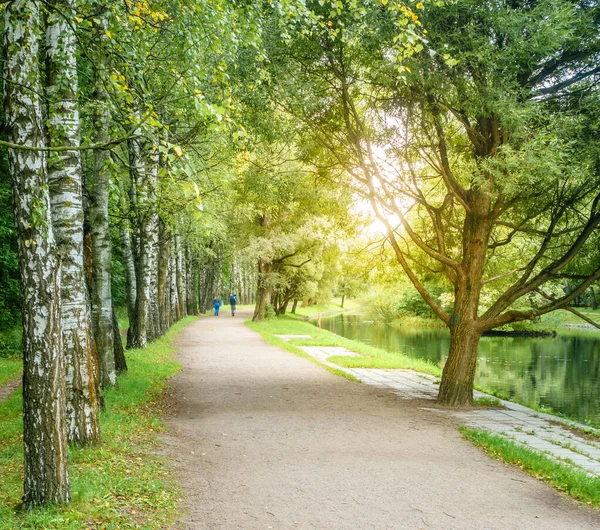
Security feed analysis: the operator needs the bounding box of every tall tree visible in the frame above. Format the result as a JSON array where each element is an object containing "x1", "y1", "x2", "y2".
[
  {"x1": 46, "y1": 0, "x2": 101, "y2": 445},
  {"x1": 4, "y1": 0, "x2": 70, "y2": 505},
  {"x1": 89, "y1": 31, "x2": 117, "y2": 386},
  {"x1": 262, "y1": 0, "x2": 600, "y2": 405}
]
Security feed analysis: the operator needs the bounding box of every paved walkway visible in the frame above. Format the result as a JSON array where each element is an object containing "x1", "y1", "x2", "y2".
[
  {"x1": 293, "y1": 343, "x2": 600, "y2": 477},
  {"x1": 162, "y1": 311, "x2": 600, "y2": 529}
]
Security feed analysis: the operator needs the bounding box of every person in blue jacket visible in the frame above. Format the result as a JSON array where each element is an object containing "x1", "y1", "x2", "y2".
[
  {"x1": 212, "y1": 296, "x2": 222, "y2": 316},
  {"x1": 229, "y1": 293, "x2": 237, "y2": 316}
]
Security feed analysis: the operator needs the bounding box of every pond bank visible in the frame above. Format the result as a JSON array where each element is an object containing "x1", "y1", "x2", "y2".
[{"x1": 317, "y1": 313, "x2": 600, "y2": 427}]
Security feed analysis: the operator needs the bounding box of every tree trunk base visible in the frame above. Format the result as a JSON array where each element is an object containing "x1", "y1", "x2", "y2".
[{"x1": 437, "y1": 378, "x2": 474, "y2": 407}]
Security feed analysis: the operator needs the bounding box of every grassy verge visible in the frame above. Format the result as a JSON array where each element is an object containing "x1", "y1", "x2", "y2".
[
  {"x1": 461, "y1": 427, "x2": 600, "y2": 506},
  {"x1": 0, "y1": 316, "x2": 195, "y2": 530},
  {"x1": 246, "y1": 315, "x2": 441, "y2": 378},
  {"x1": 291, "y1": 298, "x2": 359, "y2": 318},
  {"x1": 0, "y1": 357, "x2": 21, "y2": 388}
]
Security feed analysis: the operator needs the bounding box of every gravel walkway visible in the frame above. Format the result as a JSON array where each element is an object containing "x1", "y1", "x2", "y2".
[
  {"x1": 162, "y1": 309, "x2": 600, "y2": 529},
  {"x1": 296, "y1": 345, "x2": 600, "y2": 477}
]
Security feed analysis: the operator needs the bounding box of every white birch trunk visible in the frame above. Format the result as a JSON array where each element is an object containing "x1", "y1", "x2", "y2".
[
  {"x1": 46, "y1": 0, "x2": 101, "y2": 446},
  {"x1": 169, "y1": 250, "x2": 179, "y2": 322},
  {"x1": 4, "y1": 0, "x2": 70, "y2": 505},
  {"x1": 128, "y1": 128, "x2": 159, "y2": 346},
  {"x1": 175, "y1": 233, "x2": 186, "y2": 319},
  {"x1": 89, "y1": 34, "x2": 116, "y2": 387},
  {"x1": 117, "y1": 176, "x2": 137, "y2": 335}
]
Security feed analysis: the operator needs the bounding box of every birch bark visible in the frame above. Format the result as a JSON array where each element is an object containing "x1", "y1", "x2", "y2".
[
  {"x1": 89, "y1": 43, "x2": 116, "y2": 387},
  {"x1": 128, "y1": 131, "x2": 159, "y2": 347},
  {"x1": 4, "y1": 0, "x2": 70, "y2": 505},
  {"x1": 46, "y1": 0, "x2": 101, "y2": 446},
  {"x1": 175, "y1": 234, "x2": 187, "y2": 319},
  {"x1": 117, "y1": 176, "x2": 137, "y2": 339},
  {"x1": 157, "y1": 219, "x2": 172, "y2": 335}
]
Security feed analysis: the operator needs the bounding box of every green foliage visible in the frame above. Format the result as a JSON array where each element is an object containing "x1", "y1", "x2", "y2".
[
  {"x1": 0, "y1": 317, "x2": 195, "y2": 529},
  {"x1": 0, "y1": 154, "x2": 20, "y2": 332},
  {"x1": 472, "y1": 397, "x2": 502, "y2": 408},
  {"x1": 0, "y1": 328, "x2": 21, "y2": 359},
  {"x1": 461, "y1": 427, "x2": 600, "y2": 506},
  {"x1": 396, "y1": 285, "x2": 449, "y2": 319},
  {"x1": 362, "y1": 288, "x2": 401, "y2": 323}
]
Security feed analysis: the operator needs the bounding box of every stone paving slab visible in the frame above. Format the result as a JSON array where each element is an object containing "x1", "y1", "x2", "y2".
[{"x1": 299, "y1": 345, "x2": 600, "y2": 478}]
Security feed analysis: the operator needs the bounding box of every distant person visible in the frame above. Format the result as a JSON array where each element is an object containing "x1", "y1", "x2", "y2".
[
  {"x1": 212, "y1": 296, "x2": 222, "y2": 316},
  {"x1": 229, "y1": 293, "x2": 237, "y2": 316}
]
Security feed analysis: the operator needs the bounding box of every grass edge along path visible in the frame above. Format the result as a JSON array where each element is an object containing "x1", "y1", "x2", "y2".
[
  {"x1": 460, "y1": 427, "x2": 600, "y2": 507},
  {"x1": 0, "y1": 316, "x2": 196, "y2": 530},
  {"x1": 245, "y1": 315, "x2": 441, "y2": 380}
]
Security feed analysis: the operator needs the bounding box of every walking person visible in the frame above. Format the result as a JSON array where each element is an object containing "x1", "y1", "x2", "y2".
[
  {"x1": 212, "y1": 296, "x2": 222, "y2": 316},
  {"x1": 229, "y1": 293, "x2": 237, "y2": 316}
]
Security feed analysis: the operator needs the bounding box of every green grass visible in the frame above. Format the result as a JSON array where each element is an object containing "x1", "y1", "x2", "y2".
[
  {"x1": 0, "y1": 316, "x2": 195, "y2": 530},
  {"x1": 472, "y1": 396, "x2": 503, "y2": 407},
  {"x1": 290, "y1": 298, "x2": 359, "y2": 318},
  {"x1": 0, "y1": 357, "x2": 21, "y2": 388},
  {"x1": 461, "y1": 427, "x2": 600, "y2": 506},
  {"x1": 246, "y1": 315, "x2": 441, "y2": 378},
  {"x1": 541, "y1": 308, "x2": 600, "y2": 327}
]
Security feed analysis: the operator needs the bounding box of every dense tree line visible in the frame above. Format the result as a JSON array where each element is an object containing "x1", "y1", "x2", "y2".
[
  {"x1": 4, "y1": 0, "x2": 599, "y2": 507},
  {"x1": 254, "y1": 0, "x2": 600, "y2": 405},
  {"x1": 1, "y1": 0, "x2": 267, "y2": 507}
]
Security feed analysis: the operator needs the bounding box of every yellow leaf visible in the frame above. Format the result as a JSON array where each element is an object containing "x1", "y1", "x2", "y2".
[
  {"x1": 105, "y1": 30, "x2": 112, "y2": 39},
  {"x1": 75, "y1": 16, "x2": 83, "y2": 23},
  {"x1": 174, "y1": 146, "x2": 183, "y2": 157},
  {"x1": 381, "y1": 0, "x2": 388, "y2": 4}
]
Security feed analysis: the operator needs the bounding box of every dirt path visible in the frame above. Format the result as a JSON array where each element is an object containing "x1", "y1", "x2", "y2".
[
  {"x1": 162, "y1": 309, "x2": 600, "y2": 529},
  {"x1": 0, "y1": 377, "x2": 20, "y2": 402}
]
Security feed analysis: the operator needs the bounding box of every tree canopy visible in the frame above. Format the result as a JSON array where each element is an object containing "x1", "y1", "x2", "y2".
[{"x1": 2, "y1": 0, "x2": 599, "y2": 505}]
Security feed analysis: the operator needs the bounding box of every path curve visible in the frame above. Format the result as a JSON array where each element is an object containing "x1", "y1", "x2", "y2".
[{"x1": 162, "y1": 309, "x2": 600, "y2": 529}]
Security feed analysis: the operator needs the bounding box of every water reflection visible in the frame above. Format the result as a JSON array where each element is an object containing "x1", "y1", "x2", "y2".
[{"x1": 318, "y1": 314, "x2": 600, "y2": 425}]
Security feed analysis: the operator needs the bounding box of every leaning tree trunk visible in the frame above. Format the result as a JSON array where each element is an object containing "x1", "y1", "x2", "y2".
[
  {"x1": 46, "y1": 0, "x2": 101, "y2": 447},
  {"x1": 4, "y1": 0, "x2": 70, "y2": 505},
  {"x1": 437, "y1": 192, "x2": 491, "y2": 406},
  {"x1": 437, "y1": 319, "x2": 482, "y2": 406},
  {"x1": 89, "y1": 49, "x2": 116, "y2": 387}
]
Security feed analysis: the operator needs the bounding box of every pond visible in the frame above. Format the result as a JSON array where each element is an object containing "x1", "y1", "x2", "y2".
[{"x1": 316, "y1": 313, "x2": 600, "y2": 426}]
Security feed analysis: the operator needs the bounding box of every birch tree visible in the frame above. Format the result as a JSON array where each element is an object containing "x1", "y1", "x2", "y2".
[
  {"x1": 89, "y1": 45, "x2": 117, "y2": 387},
  {"x1": 46, "y1": 0, "x2": 101, "y2": 446},
  {"x1": 3, "y1": 0, "x2": 70, "y2": 505}
]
